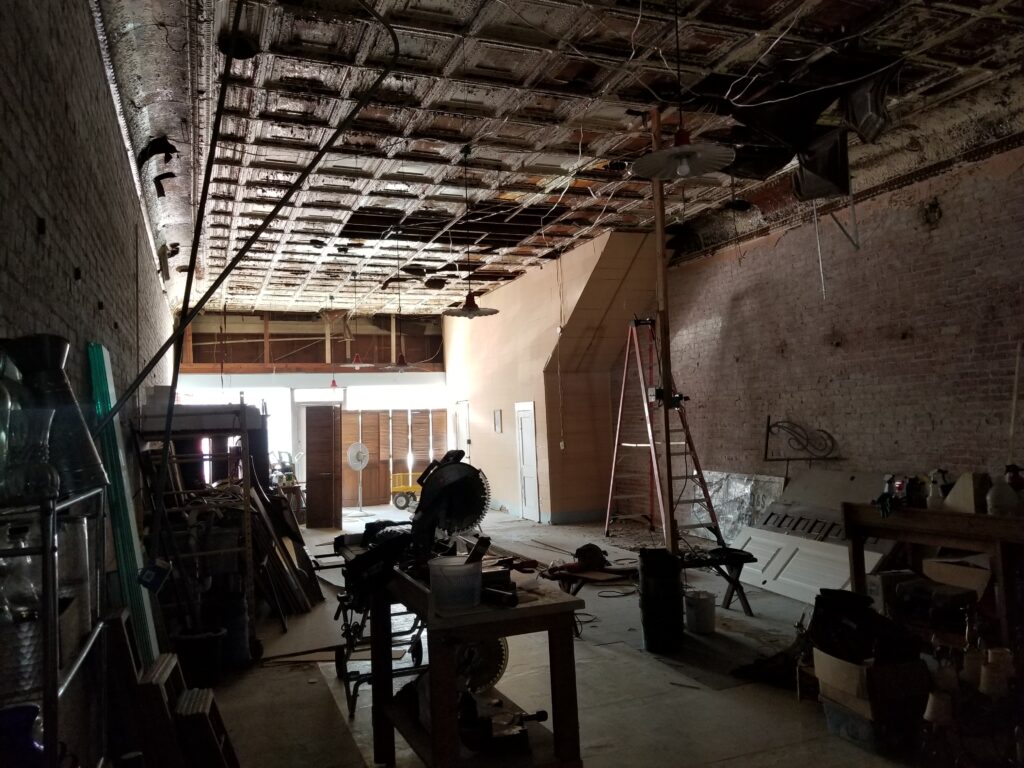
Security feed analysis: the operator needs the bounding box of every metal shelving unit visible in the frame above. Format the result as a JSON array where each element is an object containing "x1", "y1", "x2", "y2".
[
  {"x1": 135, "y1": 402, "x2": 256, "y2": 651},
  {"x1": 0, "y1": 484, "x2": 108, "y2": 767}
]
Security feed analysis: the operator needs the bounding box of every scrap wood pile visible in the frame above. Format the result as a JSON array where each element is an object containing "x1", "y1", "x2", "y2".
[{"x1": 137, "y1": 441, "x2": 324, "y2": 644}]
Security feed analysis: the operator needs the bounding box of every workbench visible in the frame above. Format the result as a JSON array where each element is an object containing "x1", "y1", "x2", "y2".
[
  {"x1": 842, "y1": 503, "x2": 1024, "y2": 648},
  {"x1": 371, "y1": 568, "x2": 586, "y2": 768}
]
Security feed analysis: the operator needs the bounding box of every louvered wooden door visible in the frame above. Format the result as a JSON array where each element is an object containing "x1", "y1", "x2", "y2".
[{"x1": 340, "y1": 410, "x2": 391, "y2": 507}]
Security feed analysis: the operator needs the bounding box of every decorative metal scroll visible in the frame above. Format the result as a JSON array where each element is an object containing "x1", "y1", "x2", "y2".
[{"x1": 763, "y1": 415, "x2": 841, "y2": 462}]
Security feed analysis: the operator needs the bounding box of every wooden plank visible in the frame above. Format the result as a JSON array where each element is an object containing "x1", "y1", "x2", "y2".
[
  {"x1": 87, "y1": 344, "x2": 159, "y2": 666},
  {"x1": 183, "y1": 324, "x2": 194, "y2": 365},
  {"x1": 843, "y1": 504, "x2": 1024, "y2": 544},
  {"x1": 262, "y1": 313, "x2": 270, "y2": 365}
]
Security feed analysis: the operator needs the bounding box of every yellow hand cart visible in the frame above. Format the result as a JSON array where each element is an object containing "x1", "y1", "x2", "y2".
[{"x1": 390, "y1": 472, "x2": 419, "y2": 510}]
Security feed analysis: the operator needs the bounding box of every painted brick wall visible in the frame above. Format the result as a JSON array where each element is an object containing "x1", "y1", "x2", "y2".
[
  {"x1": 0, "y1": 0, "x2": 172, "y2": 401},
  {"x1": 668, "y1": 145, "x2": 1024, "y2": 478}
]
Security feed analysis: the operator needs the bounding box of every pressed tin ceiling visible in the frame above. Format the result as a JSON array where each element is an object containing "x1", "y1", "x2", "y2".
[{"x1": 100, "y1": 0, "x2": 1024, "y2": 315}]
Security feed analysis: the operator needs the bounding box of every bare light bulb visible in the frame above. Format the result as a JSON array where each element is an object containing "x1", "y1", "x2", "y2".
[{"x1": 676, "y1": 158, "x2": 691, "y2": 177}]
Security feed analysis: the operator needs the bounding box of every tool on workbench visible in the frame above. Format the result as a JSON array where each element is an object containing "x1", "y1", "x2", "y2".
[{"x1": 605, "y1": 317, "x2": 724, "y2": 552}]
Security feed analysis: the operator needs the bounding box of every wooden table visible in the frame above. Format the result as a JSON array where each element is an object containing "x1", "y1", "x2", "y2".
[
  {"x1": 842, "y1": 503, "x2": 1024, "y2": 647},
  {"x1": 371, "y1": 568, "x2": 586, "y2": 768}
]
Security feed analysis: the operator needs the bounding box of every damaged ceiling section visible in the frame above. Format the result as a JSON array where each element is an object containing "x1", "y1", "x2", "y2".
[{"x1": 101, "y1": 0, "x2": 1024, "y2": 314}]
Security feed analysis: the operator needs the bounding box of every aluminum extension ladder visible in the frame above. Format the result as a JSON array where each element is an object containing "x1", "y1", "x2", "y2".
[{"x1": 604, "y1": 318, "x2": 726, "y2": 551}]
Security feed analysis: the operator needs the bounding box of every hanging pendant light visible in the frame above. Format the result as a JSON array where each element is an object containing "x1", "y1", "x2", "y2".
[
  {"x1": 443, "y1": 144, "x2": 499, "y2": 319},
  {"x1": 339, "y1": 352, "x2": 373, "y2": 370},
  {"x1": 631, "y1": 0, "x2": 734, "y2": 181},
  {"x1": 445, "y1": 291, "x2": 498, "y2": 318},
  {"x1": 337, "y1": 279, "x2": 376, "y2": 370},
  {"x1": 329, "y1": 372, "x2": 339, "y2": 388},
  {"x1": 383, "y1": 246, "x2": 425, "y2": 372}
]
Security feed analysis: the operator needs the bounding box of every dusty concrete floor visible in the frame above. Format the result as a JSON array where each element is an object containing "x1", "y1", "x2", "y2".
[{"x1": 217, "y1": 506, "x2": 901, "y2": 768}]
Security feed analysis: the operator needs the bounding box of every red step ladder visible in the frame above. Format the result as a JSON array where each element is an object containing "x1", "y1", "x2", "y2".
[{"x1": 604, "y1": 319, "x2": 725, "y2": 550}]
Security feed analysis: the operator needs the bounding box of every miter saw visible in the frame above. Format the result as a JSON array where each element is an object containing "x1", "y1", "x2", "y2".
[
  {"x1": 339, "y1": 449, "x2": 491, "y2": 606},
  {"x1": 410, "y1": 448, "x2": 490, "y2": 554}
]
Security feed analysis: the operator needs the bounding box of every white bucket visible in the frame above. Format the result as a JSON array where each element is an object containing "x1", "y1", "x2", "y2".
[
  {"x1": 428, "y1": 556, "x2": 482, "y2": 613},
  {"x1": 685, "y1": 590, "x2": 716, "y2": 634}
]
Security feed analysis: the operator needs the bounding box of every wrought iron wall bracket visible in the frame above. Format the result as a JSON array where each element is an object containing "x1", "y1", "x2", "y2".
[{"x1": 763, "y1": 414, "x2": 842, "y2": 462}]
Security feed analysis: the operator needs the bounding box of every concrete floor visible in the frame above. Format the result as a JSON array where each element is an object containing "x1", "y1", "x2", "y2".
[{"x1": 218, "y1": 505, "x2": 902, "y2": 768}]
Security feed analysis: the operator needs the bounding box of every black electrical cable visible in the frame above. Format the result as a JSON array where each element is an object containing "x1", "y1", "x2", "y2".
[
  {"x1": 91, "y1": 0, "x2": 401, "y2": 437},
  {"x1": 147, "y1": 0, "x2": 245, "y2": 594}
]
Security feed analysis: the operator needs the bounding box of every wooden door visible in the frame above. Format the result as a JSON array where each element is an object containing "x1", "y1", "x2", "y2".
[
  {"x1": 305, "y1": 405, "x2": 341, "y2": 528},
  {"x1": 339, "y1": 411, "x2": 391, "y2": 507},
  {"x1": 360, "y1": 411, "x2": 390, "y2": 505},
  {"x1": 515, "y1": 402, "x2": 540, "y2": 521}
]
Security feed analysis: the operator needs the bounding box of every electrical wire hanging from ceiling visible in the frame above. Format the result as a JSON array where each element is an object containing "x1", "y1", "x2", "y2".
[
  {"x1": 443, "y1": 37, "x2": 499, "y2": 320},
  {"x1": 93, "y1": 0, "x2": 401, "y2": 435},
  {"x1": 144, "y1": 0, "x2": 247, "y2": 614}
]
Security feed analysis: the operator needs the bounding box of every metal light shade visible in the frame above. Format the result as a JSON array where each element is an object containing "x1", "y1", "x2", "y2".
[
  {"x1": 443, "y1": 292, "x2": 499, "y2": 319},
  {"x1": 632, "y1": 143, "x2": 736, "y2": 180}
]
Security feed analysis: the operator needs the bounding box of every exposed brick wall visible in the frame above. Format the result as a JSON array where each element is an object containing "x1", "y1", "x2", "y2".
[
  {"x1": 668, "y1": 146, "x2": 1024, "y2": 478},
  {"x1": 0, "y1": 0, "x2": 172, "y2": 403}
]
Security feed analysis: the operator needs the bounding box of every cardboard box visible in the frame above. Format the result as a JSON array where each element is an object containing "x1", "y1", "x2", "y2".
[
  {"x1": 820, "y1": 696, "x2": 918, "y2": 758},
  {"x1": 812, "y1": 648, "x2": 929, "y2": 721},
  {"x1": 865, "y1": 570, "x2": 918, "y2": 615},
  {"x1": 922, "y1": 554, "x2": 991, "y2": 598}
]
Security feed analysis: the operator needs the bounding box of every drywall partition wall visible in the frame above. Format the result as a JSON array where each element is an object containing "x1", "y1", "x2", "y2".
[
  {"x1": 668, "y1": 145, "x2": 1024, "y2": 478},
  {"x1": 445, "y1": 231, "x2": 658, "y2": 523},
  {"x1": 444, "y1": 234, "x2": 610, "y2": 521},
  {"x1": 0, "y1": 0, "x2": 173, "y2": 397},
  {"x1": 544, "y1": 232, "x2": 657, "y2": 522}
]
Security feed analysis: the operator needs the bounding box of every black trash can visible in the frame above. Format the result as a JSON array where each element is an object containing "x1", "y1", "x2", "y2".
[{"x1": 638, "y1": 548, "x2": 684, "y2": 653}]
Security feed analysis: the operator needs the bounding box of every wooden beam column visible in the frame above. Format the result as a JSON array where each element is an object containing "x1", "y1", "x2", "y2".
[
  {"x1": 651, "y1": 107, "x2": 679, "y2": 555},
  {"x1": 182, "y1": 323, "x2": 194, "y2": 365},
  {"x1": 262, "y1": 312, "x2": 271, "y2": 365}
]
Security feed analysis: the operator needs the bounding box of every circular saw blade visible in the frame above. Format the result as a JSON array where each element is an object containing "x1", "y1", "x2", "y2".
[
  {"x1": 437, "y1": 467, "x2": 490, "y2": 534},
  {"x1": 455, "y1": 637, "x2": 509, "y2": 693}
]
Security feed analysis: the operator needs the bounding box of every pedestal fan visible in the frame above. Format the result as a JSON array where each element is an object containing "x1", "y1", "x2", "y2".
[{"x1": 347, "y1": 441, "x2": 370, "y2": 512}]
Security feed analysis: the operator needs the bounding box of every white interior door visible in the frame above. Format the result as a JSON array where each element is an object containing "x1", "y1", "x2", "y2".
[
  {"x1": 454, "y1": 400, "x2": 470, "y2": 460},
  {"x1": 515, "y1": 402, "x2": 540, "y2": 521},
  {"x1": 733, "y1": 526, "x2": 883, "y2": 605}
]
